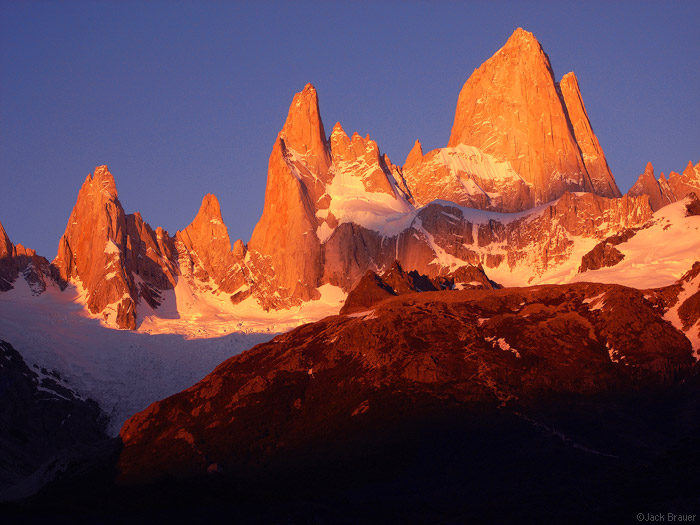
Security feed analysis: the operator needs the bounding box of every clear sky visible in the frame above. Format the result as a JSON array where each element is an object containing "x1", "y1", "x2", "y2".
[{"x1": 1, "y1": 1, "x2": 698, "y2": 258}]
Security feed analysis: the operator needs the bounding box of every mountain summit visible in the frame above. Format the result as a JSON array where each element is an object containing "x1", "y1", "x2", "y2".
[{"x1": 432, "y1": 28, "x2": 620, "y2": 209}]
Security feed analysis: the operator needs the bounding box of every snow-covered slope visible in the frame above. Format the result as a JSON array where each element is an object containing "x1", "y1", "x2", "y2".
[
  {"x1": 570, "y1": 199, "x2": 700, "y2": 288},
  {"x1": 402, "y1": 144, "x2": 533, "y2": 212},
  {"x1": 0, "y1": 279, "x2": 276, "y2": 435}
]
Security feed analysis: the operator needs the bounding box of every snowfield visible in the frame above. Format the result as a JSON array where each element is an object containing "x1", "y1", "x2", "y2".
[{"x1": 0, "y1": 292, "x2": 269, "y2": 435}]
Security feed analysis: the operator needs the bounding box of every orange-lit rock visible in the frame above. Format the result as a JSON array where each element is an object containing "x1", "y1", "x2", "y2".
[
  {"x1": 558, "y1": 72, "x2": 621, "y2": 198},
  {"x1": 0, "y1": 221, "x2": 53, "y2": 294},
  {"x1": 52, "y1": 166, "x2": 179, "y2": 329},
  {"x1": 0, "y1": 221, "x2": 19, "y2": 292},
  {"x1": 329, "y1": 124, "x2": 395, "y2": 196},
  {"x1": 669, "y1": 160, "x2": 700, "y2": 202},
  {"x1": 247, "y1": 136, "x2": 324, "y2": 304},
  {"x1": 441, "y1": 28, "x2": 618, "y2": 209},
  {"x1": 627, "y1": 160, "x2": 700, "y2": 211},
  {"x1": 176, "y1": 194, "x2": 243, "y2": 293},
  {"x1": 52, "y1": 166, "x2": 137, "y2": 329},
  {"x1": 117, "y1": 279, "x2": 696, "y2": 484}
]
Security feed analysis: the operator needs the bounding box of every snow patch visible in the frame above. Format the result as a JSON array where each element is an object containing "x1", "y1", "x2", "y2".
[
  {"x1": 104, "y1": 240, "x2": 120, "y2": 255},
  {"x1": 485, "y1": 336, "x2": 521, "y2": 358}
]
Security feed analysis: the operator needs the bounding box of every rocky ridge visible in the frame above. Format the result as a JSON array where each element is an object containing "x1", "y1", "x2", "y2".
[
  {"x1": 117, "y1": 274, "x2": 698, "y2": 484},
  {"x1": 339, "y1": 260, "x2": 496, "y2": 315},
  {"x1": 628, "y1": 160, "x2": 700, "y2": 211},
  {"x1": 0, "y1": 222, "x2": 52, "y2": 296}
]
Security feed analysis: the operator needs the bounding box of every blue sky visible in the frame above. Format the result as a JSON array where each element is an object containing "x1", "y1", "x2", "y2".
[{"x1": 1, "y1": 1, "x2": 698, "y2": 257}]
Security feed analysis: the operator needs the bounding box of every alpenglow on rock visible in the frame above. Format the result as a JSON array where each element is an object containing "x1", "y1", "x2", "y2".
[
  {"x1": 628, "y1": 160, "x2": 700, "y2": 211},
  {"x1": 431, "y1": 27, "x2": 621, "y2": 210}
]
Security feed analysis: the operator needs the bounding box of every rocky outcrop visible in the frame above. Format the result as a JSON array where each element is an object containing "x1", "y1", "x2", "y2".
[
  {"x1": 686, "y1": 192, "x2": 700, "y2": 216},
  {"x1": 627, "y1": 162, "x2": 675, "y2": 211},
  {"x1": 628, "y1": 161, "x2": 700, "y2": 211},
  {"x1": 669, "y1": 161, "x2": 700, "y2": 203},
  {"x1": 558, "y1": 72, "x2": 621, "y2": 198},
  {"x1": 402, "y1": 143, "x2": 534, "y2": 211},
  {"x1": 579, "y1": 244, "x2": 625, "y2": 273},
  {"x1": 0, "y1": 222, "x2": 19, "y2": 292},
  {"x1": 247, "y1": 85, "x2": 327, "y2": 305},
  {"x1": 175, "y1": 194, "x2": 244, "y2": 294},
  {"x1": 578, "y1": 228, "x2": 641, "y2": 273},
  {"x1": 247, "y1": 84, "x2": 412, "y2": 306},
  {"x1": 340, "y1": 261, "x2": 496, "y2": 314},
  {"x1": 52, "y1": 167, "x2": 136, "y2": 328}
]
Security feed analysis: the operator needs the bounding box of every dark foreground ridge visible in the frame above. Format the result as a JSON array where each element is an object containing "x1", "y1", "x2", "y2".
[{"x1": 3, "y1": 281, "x2": 697, "y2": 522}]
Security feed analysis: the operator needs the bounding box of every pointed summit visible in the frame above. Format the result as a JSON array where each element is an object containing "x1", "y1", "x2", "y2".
[
  {"x1": 278, "y1": 83, "x2": 331, "y2": 177},
  {"x1": 447, "y1": 28, "x2": 618, "y2": 207},
  {"x1": 0, "y1": 220, "x2": 12, "y2": 259},
  {"x1": 194, "y1": 193, "x2": 224, "y2": 225},
  {"x1": 559, "y1": 72, "x2": 621, "y2": 197},
  {"x1": 502, "y1": 27, "x2": 545, "y2": 52},
  {"x1": 0, "y1": 221, "x2": 17, "y2": 292},
  {"x1": 90, "y1": 165, "x2": 118, "y2": 199},
  {"x1": 52, "y1": 166, "x2": 136, "y2": 329},
  {"x1": 176, "y1": 194, "x2": 241, "y2": 291},
  {"x1": 404, "y1": 140, "x2": 423, "y2": 167},
  {"x1": 627, "y1": 162, "x2": 668, "y2": 211}
]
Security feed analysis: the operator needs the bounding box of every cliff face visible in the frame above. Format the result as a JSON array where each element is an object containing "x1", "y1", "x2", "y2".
[
  {"x1": 51, "y1": 166, "x2": 180, "y2": 329},
  {"x1": 246, "y1": 84, "x2": 412, "y2": 306}
]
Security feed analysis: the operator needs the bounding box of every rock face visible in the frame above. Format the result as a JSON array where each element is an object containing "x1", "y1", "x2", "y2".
[
  {"x1": 628, "y1": 160, "x2": 700, "y2": 211},
  {"x1": 247, "y1": 84, "x2": 412, "y2": 306},
  {"x1": 0, "y1": 340, "x2": 107, "y2": 497},
  {"x1": 175, "y1": 194, "x2": 244, "y2": 294},
  {"x1": 117, "y1": 280, "x2": 696, "y2": 485},
  {"x1": 0, "y1": 222, "x2": 19, "y2": 292},
  {"x1": 52, "y1": 166, "x2": 178, "y2": 329},
  {"x1": 406, "y1": 28, "x2": 621, "y2": 213},
  {"x1": 578, "y1": 228, "x2": 641, "y2": 273},
  {"x1": 558, "y1": 72, "x2": 621, "y2": 198},
  {"x1": 402, "y1": 143, "x2": 534, "y2": 212},
  {"x1": 247, "y1": 85, "x2": 328, "y2": 304}
]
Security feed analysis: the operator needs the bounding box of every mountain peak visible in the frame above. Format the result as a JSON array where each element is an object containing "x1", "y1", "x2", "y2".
[
  {"x1": 0, "y1": 220, "x2": 12, "y2": 258},
  {"x1": 404, "y1": 139, "x2": 423, "y2": 167},
  {"x1": 645, "y1": 161, "x2": 655, "y2": 175},
  {"x1": 503, "y1": 27, "x2": 542, "y2": 50},
  {"x1": 86, "y1": 165, "x2": 118, "y2": 200},
  {"x1": 280, "y1": 84, "x2": 328, "y2": 156},
  {"x1": 447, "y1": 28, "x2": 619, "y2": 206},
  {"x1": 196, "y1": 193, "x2": 223, "y2": 222}
]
